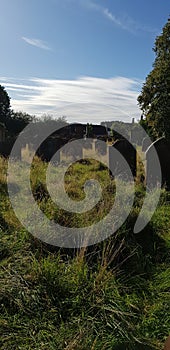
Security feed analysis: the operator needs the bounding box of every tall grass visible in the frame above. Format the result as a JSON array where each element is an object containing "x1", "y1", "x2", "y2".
[{"x1": 0, "y1": 155, "x2": 170, "y2": 349}]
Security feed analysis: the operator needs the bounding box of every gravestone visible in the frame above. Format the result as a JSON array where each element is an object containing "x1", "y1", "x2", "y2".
[
  {"x1": 82, "y1": 139, "x2": 95, "y2": 160},
  {"x1": 142, "y1": 136, "x2": 152, "y2": 152},
  {"x1": 60, "y1": 139, "x2": 83, "y2": 163},
  {"x1": 36, "y1": 137, "x2": 63, "y2": 162},
  {"x1": 146, "y1": 137, "x2": 170, "y2": 189},
  {"x1": 67, "y1": 123, "x2": 86, "y2": 138},
  {"x1": 82, "y1": 139, "x2": 93, "y2": 150},
  {"x1": 95, "y1": 139, "x2": 107, "y2": 155},
  {"x1": 109, "y1": 139, "x2": 136, "y2": 180},
  {"x1": 130, "y1": 127, "x2": 145, "y2": 146}
]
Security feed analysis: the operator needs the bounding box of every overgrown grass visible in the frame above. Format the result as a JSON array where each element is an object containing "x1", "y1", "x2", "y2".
[{"x1": 0, "y1": 155, "x2": 170, "y2": 349}]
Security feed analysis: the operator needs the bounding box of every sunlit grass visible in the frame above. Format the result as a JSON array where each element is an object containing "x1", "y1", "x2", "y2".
[{"x1": 0, "y1": 155, "x2": 170, "y2": 349}]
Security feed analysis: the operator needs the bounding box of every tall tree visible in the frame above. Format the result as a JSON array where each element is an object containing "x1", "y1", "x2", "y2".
[
  {"x1": 0, "y1": 84, "x2": 11, "y2": 125},
  {"x1": 138, "y1": 18, "x2": 170, "y2": 139},
  {"x1": 0, "y1": 85, "x2": 36, "y2": 137}
]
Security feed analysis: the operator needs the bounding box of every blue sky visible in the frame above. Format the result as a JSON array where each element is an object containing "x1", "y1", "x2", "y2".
[{"x1": 0, "y1": 0, "x2": 169, "y2": 123}]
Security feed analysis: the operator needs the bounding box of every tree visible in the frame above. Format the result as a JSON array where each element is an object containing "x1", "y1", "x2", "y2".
[
  {"x1": 6, "y1": 111, "x2": 35, "y2": 137},
  {"x1": 0, "y1": 83, "x2": 36, "y2": 137},
  {"x1": 138, "y1": 18, "x2": 170, "y2": 139},
  {"x1": 0, "y1": 84, "x2": 11, "y2": 126},
  {"x1": 40, "y1": 114, "x2": 68, "y2": 129},
  {"x1": 86, "y1": 123, "x2": 93, "y2": 137}
]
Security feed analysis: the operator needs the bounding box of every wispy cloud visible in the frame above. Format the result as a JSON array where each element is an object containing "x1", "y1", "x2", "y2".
[
  {"x1": 2, "y1": 76, "x2": 142, "y2": 123},
  {"x1": 78, "y1": 0, "x2": 157, "y2": 34},
  {"x1": 103, "y1": 8, "x2": 128, "y2": 30},
  {"x1": 22, "y1": 37, "x2": 51, "y2": 50}
]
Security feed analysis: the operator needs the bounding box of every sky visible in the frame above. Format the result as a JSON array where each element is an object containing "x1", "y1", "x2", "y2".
[{"x1": 0, "y1": 0, "x2": 169, "y2": 124}]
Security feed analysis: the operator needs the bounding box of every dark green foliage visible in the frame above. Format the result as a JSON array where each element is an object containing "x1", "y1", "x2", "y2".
[
  {"x1": 0, "y1": 84, "x2": 11, "y2": 132},
  {"x1": 138, "y1": 18, "x2": 170, "y2": 139},
  {"x1": 6, "y1": 111, "x2": 34, "y2": 137},
  {"x1": 0, "y1": 85, "x2": 10, "y2": 120},
  {"x1": 0, "y1": 84, "x2": 35, "y2": 137},
  {"x1": 86, "y1": 123, "x2": 93, "y2": 137}
]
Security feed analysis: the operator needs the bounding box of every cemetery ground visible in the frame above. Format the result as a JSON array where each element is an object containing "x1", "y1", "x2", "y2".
[{"x1": 0, "y1": 154, "x2": 170, "y2": 350}]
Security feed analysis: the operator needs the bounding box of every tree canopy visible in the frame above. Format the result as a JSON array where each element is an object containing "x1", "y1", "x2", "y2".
[
  {"x1": 138, "y1": 18, "x2": 170, "y2": 139},
  {"x1": 7, "y1": 111, "x2": 35, "y2": 137},
  {"x1": 0, "y1": 84, "x2": 68, "y2": 139},
  {"x1": 0, "y1": 84, "x2": 36, "y2": 137},
  {"x1": 0, "y1": 84, "x2": 11, "y2": 126}
]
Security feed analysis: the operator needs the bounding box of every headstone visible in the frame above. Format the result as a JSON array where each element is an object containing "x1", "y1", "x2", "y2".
[
  {"x1": 109, "y1": 139, "x2": 136, "y2": 180},
  {"x1": 142, "y1": 136, "x2": 152, "y2": 152},
  {"x1": 82, "y1": 139, "x2": 95, "y2": 160},
  {"x1": 60, "y1": 139, "x2": 83, "y2": 163},
  {"x1": 91, "y1": 125, "x2": 108, "y2": 140},
  {"x1": 130, "y1": 127, "x2": 145, "y2": 146},
  {"x1": 95, "y1": 139, "x2": 107, "y2": 155},
  {"x1": 36, "y1": 137, "x2": 63, "y2": 162},
  {"x1": 67, "y1": 123, "x2": 86, "y2": 138},
  {"x1": 146, "y1": 137, "x2": 170, "y2": 189},
  {"x1": 82, "y1": 139, "x2": 93, "y2": 150}
]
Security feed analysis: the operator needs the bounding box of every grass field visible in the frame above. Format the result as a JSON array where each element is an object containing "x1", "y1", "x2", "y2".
[{"x1": 0, "y1": 155, "x2": 170, "y2": 349}]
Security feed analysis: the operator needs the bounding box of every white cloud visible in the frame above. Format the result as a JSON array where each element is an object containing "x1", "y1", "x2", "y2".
[
  {"x1": 22, "y1": 37, "x2": 51, "y2": 50},
  {"x1": 2, "y1": 76, "x2": 142, "y2": 123},
  {"x1": 102, "y1": 8, "x2": 127, "y2": 30},
  {"x1": 79, "y1": 0, "x2": 157, "y2": 34}
]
